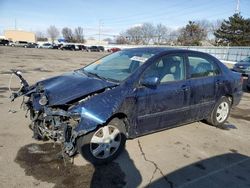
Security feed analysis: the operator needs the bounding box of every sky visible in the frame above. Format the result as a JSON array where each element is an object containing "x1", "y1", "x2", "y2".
[{"x1": 0, "y1": 0, "x2": 250, "y2": 39}]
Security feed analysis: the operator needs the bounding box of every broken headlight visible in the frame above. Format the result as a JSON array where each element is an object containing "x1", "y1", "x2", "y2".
[
  {"x1": 39, "y1": 95, "x2": 48, "y2": 106},
  {"x1": 69, "y1": 112, "x2": 81, "y2": 121}
]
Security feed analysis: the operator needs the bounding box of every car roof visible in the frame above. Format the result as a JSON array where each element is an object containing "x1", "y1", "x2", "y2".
[
  {"x1": 122, "y1": 47, "x2": 212, "y2": 56},
  {"x1": 123, "y1": 47, "x2": 187, "y2": 53}
]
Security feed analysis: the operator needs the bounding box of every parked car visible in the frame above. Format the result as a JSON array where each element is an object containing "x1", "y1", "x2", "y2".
[
  {"x1": 108, "y1": 47, "x2": 121, "y2": 53},
  {"x1": 76, "y1": 45, "x2": 88, "y2": 51},
  {"x1": 8, "y1": 40, "x2": 14, "y2": 46},
  {"x1": 97, "y1": 46, "x2": 105, "y2": 52},
  {"x1": 246, "y1": 76, "x2": 250, "y2": 91},
  {"x1": 11, "y1": 41, "x2": 28, "y2": 48},
  {"x1": 27, "y1": 42, "x2": 38, "y2": 48},
  {"x1": 88, "y1": 46, "x2": 100, "y2": 52},
  {"x1": 10, "y1": 48, "x2": 243, "y2": 164},
  {"x1": 61, "y1": 44, "x2": 76, "y2": 51},
  {"x1": 52, "y1": 43, "x2": 63, "y2": 49},
  {"x1": 232, "y1": 56, "x2": 250, "y2": 76},
  {"x1": 39, "y1": 43, "x2": 53, "y2": 49},
  {"x1": 0, "y1": 39, "x2": 9, "y2": 46}
]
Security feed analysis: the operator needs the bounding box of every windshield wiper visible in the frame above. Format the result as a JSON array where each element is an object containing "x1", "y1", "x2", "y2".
[
  {"x1": 77, "y1": 69, "x2": 120, "y2": 83},
  {"x1": 87, "y1": 72, "x2": 104, "y2": 80},
  {"x1": 76, "y1": 69, "x2": 102, "y2": 79}
]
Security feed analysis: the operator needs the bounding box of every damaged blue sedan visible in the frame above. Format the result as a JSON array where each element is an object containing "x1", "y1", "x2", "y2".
[{"x1": 10, "y1": 48, "x2": 243, "y2": 164}]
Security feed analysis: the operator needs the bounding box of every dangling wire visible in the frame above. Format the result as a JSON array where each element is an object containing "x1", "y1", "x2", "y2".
[
  {"x1": 8, "y1": 73, "x2": 18, "y2": 113},
  {"x1": 8, "y1": 73, "x2": 14, "y2": 93}
]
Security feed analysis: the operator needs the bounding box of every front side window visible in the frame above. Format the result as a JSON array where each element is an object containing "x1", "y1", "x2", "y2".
[
  {"x1": 82, "y1": 50, "x2": 156, "y2": 82},
  {"x1": 188, "y1": 55, "x2": 220, "y2": 78},
  {"x1": 142, "y1": 54, "x2": 186, "y2": 83}
]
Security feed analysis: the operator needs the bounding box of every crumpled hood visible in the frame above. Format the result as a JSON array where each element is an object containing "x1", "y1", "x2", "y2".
[{"x1": 37, "y1": 71, "x2": 117, "y2": 106}]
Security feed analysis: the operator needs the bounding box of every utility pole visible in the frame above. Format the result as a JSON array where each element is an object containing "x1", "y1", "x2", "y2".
[
  {"x1": 98, "y1": 20, "x2": 102, "y2": 44},
  {"x1": 235, "y1": 0, "x2": 240, "y2": 14},
  {"x1": 15, "y1": 19, "x2": 17, "y2": 30}
]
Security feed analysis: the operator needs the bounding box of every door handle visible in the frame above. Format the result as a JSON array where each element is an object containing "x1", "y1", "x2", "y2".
[
  {"x1": 181, "y1": 85, "x2": 190, "y2": 92},
  {"x1": 216, "y1": 80, "x2": 223, "y2": 86}
]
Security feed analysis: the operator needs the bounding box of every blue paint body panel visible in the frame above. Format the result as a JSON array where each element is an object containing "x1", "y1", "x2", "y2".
[{"x1": 25, "y1": 48, "x2": 243, "y2": 138}]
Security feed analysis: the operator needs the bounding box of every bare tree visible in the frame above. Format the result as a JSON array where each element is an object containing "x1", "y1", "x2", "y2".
[
  {"x1": 125, "y1": 26, "x2": 143, "y2": 44},
  {"x1": 140, "y1": 23, "x2": 155, "y2": 44},
  {"x1": 154, "y1": 24, "x2": 169, "y2": 44},
  {"x1": 116, "y1": 35, "x2": 127, "y2": 44},
  {"x1": 211, "y1": 20, "x2": 223, "y2": 33},
  {"x1": 196, "y1": 20, "x2": 211, "y2": 33},
  {"x1": 35, "y1": 31, "x2": 48, "y2": 41},
  {"x1": 74, "y1": 26, "x2": 85, "y2": 43},
  {"x1": 168, "y1": 29, "x2": 181, "y2": 45},
  {"x1": 196, "y1": 19, "x2": 223, "y2": 42},
  {"x1": 47, "y1": 25, "x2": 59, "y2": 43},
  {"x1": 62, "y1": 27, "x2": 74, "y2": 42}
]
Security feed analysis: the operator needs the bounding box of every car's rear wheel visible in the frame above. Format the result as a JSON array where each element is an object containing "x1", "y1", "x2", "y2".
[
  {"x1": 206, "y1": 96, "x2": 231, "y2": 127},
  {"x1": 77, "y1": 118, "x2": 126, "y2": 165},
  {"x1": 247, "y1": 85, "x2": 250, "y2": 91}
]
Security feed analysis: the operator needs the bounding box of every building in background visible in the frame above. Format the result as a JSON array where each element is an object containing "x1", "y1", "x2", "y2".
[
  {"x1": 4, "y1": 30, "x2": 36, "y2": 42},
  {"x1": 85, "y1": 38, "x2": 108, "y2": 45}
]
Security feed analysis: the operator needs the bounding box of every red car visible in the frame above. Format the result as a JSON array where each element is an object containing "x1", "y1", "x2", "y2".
[{"x1": 108, "y1": 47, "x2": 121, "y2": 53}]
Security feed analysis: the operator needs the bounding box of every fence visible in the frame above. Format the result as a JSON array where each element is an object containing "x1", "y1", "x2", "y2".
[
  {"x1": 179, "y1": 46, "x2": 250, "y2": 62},
  {"x1": 105, "y1": 45, "x2": 250, "y2": 62}
]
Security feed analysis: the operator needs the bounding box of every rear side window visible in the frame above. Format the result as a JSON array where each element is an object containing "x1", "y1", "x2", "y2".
[{"x1": 188, "y1": 55, "x2": 220, "y2": 78}]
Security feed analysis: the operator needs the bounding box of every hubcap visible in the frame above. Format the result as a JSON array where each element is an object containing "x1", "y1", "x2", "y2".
[
  {"x1": 216, "y1": 102, "x2": 229, "y2": 123},
  {"x1": 90, "y1": 125, "x2": 121, "y2": 159}
]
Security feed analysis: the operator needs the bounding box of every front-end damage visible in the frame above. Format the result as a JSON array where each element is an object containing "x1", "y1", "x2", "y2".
[{"x1": 10, "y1": 70, "x2": 120, "y2": 157}]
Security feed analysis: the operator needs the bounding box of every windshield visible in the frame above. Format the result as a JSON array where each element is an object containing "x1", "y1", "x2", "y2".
[
  {"x1": 81, "y1": 49, "x2": 156, "y2": 82},
  {"x1": 241, "y1": 57, "x2": 250, "y2": 63}
]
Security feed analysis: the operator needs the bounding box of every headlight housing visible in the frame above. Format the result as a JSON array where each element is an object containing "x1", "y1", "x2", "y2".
[{"x1": 39, "y1": 95, "x2": 48, "y2": 106}]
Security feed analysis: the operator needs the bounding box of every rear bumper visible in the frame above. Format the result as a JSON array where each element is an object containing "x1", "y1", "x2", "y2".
[{"x1": 232, "y1": 90, "x2": 243, "y2": 107}]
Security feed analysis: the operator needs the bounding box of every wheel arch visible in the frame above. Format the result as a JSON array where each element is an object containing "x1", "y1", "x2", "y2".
[
  {"x1": 225, "y1": 94, "x2": 233, "y2": 106},
  {"x1": 104, "y1": 112, "x2": 129, "y2": 137}
]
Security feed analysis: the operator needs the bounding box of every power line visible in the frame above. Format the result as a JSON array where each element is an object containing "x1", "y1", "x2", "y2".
[
  {"x1": 103, "y1": 0, "x2": 235, "y2": 27},
  {"x1": 102, "y1": 1, "x2": 190, "y2": 23}
]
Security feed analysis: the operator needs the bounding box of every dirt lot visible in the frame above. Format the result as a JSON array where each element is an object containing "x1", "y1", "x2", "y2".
[{"x1": 0, "y1": 46, "x2": 250, "y2": 188}]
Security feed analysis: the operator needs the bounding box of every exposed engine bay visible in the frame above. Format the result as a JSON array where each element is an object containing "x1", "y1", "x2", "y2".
[{"x1": 9, "y1": 69, "x2": 118, "y2": 157}]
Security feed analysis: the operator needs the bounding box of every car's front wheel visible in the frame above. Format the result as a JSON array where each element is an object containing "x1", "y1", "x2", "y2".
[
  {"x1": 77, "y1": 118, "x2": 126, "y2": 165},
  {"x1": 207, "y1": 96, "x2": 231, "y2": 127}
]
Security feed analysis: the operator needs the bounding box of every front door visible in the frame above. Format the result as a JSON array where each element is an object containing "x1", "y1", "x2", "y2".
[{"x1": 135, "y1": 53, "x2": 190, "y2": 135}]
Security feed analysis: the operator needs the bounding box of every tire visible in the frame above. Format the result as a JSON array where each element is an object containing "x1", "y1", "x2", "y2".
[
  {"x1": 247, "y1": 85, "x2": 250, "y2": 91},
  {"x1": 206, "y1": 96, "x2": 231, "y2": 128},
  {"x1": 77, "y1": 118, "x2": 127, "y2": 165}
]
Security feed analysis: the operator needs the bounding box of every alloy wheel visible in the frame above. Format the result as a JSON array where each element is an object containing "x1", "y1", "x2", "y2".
[
  {"x1": 90, "y1": 125, "x2": 121, "y2": 159},
  {"x1": 216, "y1": 102, "x2": 229, "y2": 123}
]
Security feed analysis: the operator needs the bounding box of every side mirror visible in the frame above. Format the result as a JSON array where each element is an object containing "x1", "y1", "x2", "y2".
[{"x1": 140, "y1": 76, "x2": 159, "y2": 87}]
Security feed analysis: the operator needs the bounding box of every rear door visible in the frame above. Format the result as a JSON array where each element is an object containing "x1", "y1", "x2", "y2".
[{"x1": 187, "y1": 52, "x2": 221, "y2": 120}]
